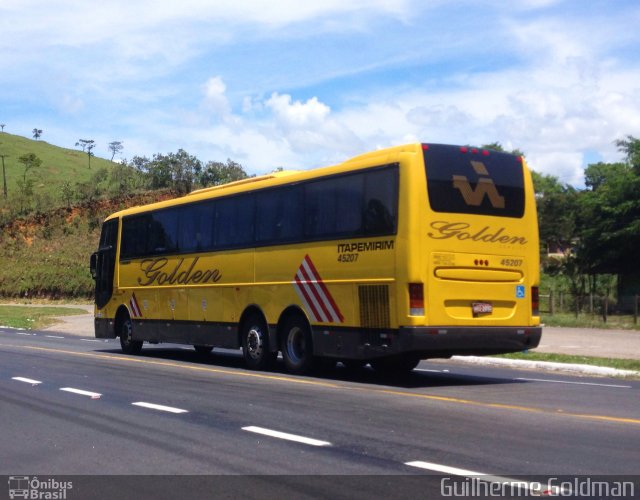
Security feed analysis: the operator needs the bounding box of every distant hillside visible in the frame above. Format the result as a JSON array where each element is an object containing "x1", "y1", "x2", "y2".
[
  {"x1": 0, "y1": 190, "x2": 173, "y2": 298},
  {"x1": 0, "y1": 132, "x2": 115, "y2": 201}
]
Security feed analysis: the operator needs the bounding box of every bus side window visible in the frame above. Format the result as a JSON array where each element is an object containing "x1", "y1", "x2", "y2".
[
  {"x1": 363, "y1": 198, "x2": 393, "y2": 234},
  {"x1": 363, "y1": 167, "x2": 398, "y2": 235}
]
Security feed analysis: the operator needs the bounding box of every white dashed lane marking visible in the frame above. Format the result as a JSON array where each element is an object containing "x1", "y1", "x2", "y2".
[
  {"x1": 131, "y1": 402, "x2": 189, "y2": 414},
  {"x1": 405, "y1": 461, "x2": 571, "y2": 495},
  {"x1": 242, "y1": 426, "x2": 331, "y2": 447},
  {"x1": 11, "y1": 377, "x2": 42, "y2": 385},
  {"x1": 60, "y1": 387, "x2": 102, "y2": 399}
]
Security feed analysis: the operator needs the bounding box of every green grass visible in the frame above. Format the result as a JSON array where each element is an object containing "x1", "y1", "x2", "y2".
[
  {"x1": 0, "y1": 213, "x2": 100, "y2": 298},
  {"x1": 0, "y1": 305, "x2": 88, "y2": 329},
  {"x1": 541, "y1": 313, "x2": 640, "y2": 330},
  {"x1": 0, "y1": 132, "x2": 115, "y2": 201},
  {"x1": 497, "y1": 351, "x2": 640, "y2": 372}
]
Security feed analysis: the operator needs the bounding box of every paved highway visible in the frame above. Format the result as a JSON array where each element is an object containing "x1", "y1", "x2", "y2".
[{"x1": 1, "y1": 327, "x2": 638, "y2": 498}]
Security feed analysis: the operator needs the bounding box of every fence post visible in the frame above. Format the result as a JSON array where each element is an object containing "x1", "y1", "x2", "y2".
[
  {"x1": 559, "y1": 292, "x2": 564, "y2": 313},
  {"x1": 602, "y1": 291, "x2": 609, "y2": 323},
  {"x1": 634, "y1": 295, "x2": 638, "y2": 325},
  {"x1": 589, "y1": 293, "x2": 594, "y2": 314},
  {"x1": 575, "y1": 295, "x2": 580, "y2": 318},
  {"x1": 550, "y1": 290, "x2": 555, "y2": 316}
]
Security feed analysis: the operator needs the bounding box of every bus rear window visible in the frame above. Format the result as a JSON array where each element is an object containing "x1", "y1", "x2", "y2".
[{"x1": 423, "y1": 144, "x2": 525, "y2": 218}]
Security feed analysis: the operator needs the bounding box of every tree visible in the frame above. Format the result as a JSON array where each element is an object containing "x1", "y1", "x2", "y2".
[
  {"x1": 480, "y1": 142, "x2": 525, "y2": 157},
  {"x1": 60, "y1": 181, "x2": 74, "y2": 208},
  {"x1": 578, "y1": 144, "x2": 640, "y2": 277},
  {"x1": 108, "y1": 141, "x2": 124, "y2": 161},
  {"x1": 198, "y1": 159, "x2": 249, "y2": 187},
  {"x1": 86, "y1": 140, "x2": 95, "y2": 169},
  {"x1": 18, "y1": 153, "x2": 42, "y2": 183},
  {"x1": 530, "y1": 171, "x2": 578, "y2": 257},
  {"x1": 32, "y1": 128, "x2": 42, "y2": 140},
  {"x1": 76, "y1": 139, "x2": 96, "y2": 168},
  {"x1": 16, "y1": 153, "x2": 42, "y2": 213},
  {"x1": 135, "y1": 150, "x2": 203, "y2": 194},
  {"x1": 108, "y1": 161, "x2": 142, "y2": 196},
  {"x1": 1, "y1": 124, "x2": 5, "y2": 132}
]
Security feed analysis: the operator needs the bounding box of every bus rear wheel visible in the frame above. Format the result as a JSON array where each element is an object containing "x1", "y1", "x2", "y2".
[
  {"x1": 281, "y1": 316, "x2": 318, "y2": 375},
  {"x1": 119, "y1": 316, "x2": 143, "y2": 355},
  {"x1": 370, "y1": 354, "x2": 420, "y2": 375},
  {"x1": 241, "y1": 313, "x2": 276, "y2": 371}
]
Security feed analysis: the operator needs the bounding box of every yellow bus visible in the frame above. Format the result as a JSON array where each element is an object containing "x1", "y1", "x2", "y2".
[{"x1": 90, "y1": 143, "x2": 541, "y2": 374}]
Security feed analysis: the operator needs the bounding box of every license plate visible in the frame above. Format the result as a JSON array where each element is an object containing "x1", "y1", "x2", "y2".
[{"x1": 472, "y1": 302, "x2": 493, "y2": 315}]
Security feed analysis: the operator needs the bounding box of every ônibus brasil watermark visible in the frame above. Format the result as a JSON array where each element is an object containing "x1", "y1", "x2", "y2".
[
  {"x1": 441, "y1": 476, "x2": 635, "y2": 497},
  {"x1": 8, "y1": 476, "x2": 72, "y2": 499}
]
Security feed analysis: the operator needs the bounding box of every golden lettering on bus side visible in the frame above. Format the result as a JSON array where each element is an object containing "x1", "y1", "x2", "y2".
[
  {"x1": 138, "y1": 257, "x2": 223, "y2": 286},
  {"x1": 427, "y1": 221, "x2": 527, "y2": 245},
  {"x1": 452, "y1": 160, "x2": 506, "y2": 209}
]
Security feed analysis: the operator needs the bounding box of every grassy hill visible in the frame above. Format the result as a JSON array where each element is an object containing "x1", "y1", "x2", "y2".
[
  {"x1": 0, "y1": 191, "x2": 173, "y2": 299},
  {"x1": 0, "y1": 132, "x2": 115, "y2": 202},
  {"x1": 0, "y1": 132, "x2": 171, "y2": 298}
]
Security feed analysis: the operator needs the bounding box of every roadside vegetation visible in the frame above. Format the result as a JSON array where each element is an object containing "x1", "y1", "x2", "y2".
[
  {"x1": 0, "y1": 304, "x2": 88, "y2": 330},
  {"x1": 497, "y1": 352, "x2": 640, "y2": 373}
]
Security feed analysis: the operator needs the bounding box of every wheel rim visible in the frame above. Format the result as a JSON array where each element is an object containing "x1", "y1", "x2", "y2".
[
  {"x1": 246, "y1": 325, "x2": 264, "y2": 360},
  {"x1": 286, "y1": 326, "x2": 305, "y2": 364}
]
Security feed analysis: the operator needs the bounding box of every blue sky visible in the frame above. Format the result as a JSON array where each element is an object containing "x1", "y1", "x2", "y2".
[{"x1": 1, "y1": 0, "x2": 640, "y2": 185}]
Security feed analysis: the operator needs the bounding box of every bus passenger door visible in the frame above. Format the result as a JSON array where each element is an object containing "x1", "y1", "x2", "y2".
[{"x1": 92, "y1": 218, "x2": 118, "y2": 309}]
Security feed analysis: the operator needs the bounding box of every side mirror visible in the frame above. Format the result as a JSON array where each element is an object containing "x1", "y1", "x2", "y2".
[{"x1": 90, "y1": 252, "x2": 98, "y2": 280}]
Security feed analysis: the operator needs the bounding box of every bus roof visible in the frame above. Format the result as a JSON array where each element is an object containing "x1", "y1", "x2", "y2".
[{"x1": 105, "y1": 142, "x2": 524, "y2": 221}]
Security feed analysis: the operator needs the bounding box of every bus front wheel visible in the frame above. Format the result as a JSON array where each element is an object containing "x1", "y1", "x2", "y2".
[
  {"x1": 281, "y1": 316, "x2": 318, "y2": 375},
  {"x1": 119, "y1": 316, "x2": 143, "y2": 355},
  {"x1": 241, "y1": 314, "x2": 276, "y2": 371}
]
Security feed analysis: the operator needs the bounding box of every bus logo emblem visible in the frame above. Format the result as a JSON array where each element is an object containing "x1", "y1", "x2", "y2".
[
  {"x1": 452, "y1": 161, "x2": 505, "y2": 209},
  {"x1": 293, "y1": 255, "x2": 344, "y2": 324}
]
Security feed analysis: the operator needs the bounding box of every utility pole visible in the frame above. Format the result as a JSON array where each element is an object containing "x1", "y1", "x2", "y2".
[{"x1": 0, "y1": 154, "x2": 8, "y2": 198}]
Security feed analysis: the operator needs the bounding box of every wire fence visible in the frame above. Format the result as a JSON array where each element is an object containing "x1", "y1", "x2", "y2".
[{"x1": 539, "y1": 291, "x2": 640, "y2": 324}]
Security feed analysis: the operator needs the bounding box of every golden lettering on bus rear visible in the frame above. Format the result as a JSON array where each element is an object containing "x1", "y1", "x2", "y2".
[
  {"x1": 427, "y1": 221, "x2": 527, "y2": 245},
  {"x1": 138, "y1": 257, "x2": 222, "y2": 286}
]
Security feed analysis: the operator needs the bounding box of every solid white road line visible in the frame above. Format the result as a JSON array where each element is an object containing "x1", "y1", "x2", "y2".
[
  {"x1": 414, "y1": 368, "x2": 443, "y2": 373},
  {"x1": 15, "y1": 332, "x2": 35, "y2": 336},
  {"x1": 12, "y1": 377, "x2": 42, "y2": 385},
  {"x1": 515, "y1": 377, "x2": 631, "y2": 389},
  {"x1": 131, "y1": 402, "x2": 188, "y2": 414},
  {"x1": 60, "y1": 387, "x2": 102, "y2": 399},
  {"x1": 405, "y1": 461, "x2": 570, "y2": 495},
  {"x1": 45, "y1": 335, "x2": 65, "y2": 339},
  {"x1": 242, "y1": 426, "x2": 331, "y2": 447}
]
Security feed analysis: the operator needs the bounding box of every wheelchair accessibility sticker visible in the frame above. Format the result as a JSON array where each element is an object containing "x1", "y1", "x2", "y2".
[{"x1": 516, "y1": 285, "x2": 525, "y2": 299}]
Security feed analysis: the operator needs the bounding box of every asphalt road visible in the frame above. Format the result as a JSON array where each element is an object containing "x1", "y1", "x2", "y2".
[{"x1": 1, "y1": 327, "x2": 639, "y2": 499}]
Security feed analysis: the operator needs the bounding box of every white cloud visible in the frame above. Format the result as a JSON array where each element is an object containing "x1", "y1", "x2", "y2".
[
  {"x1": 203, "y1": 76, "x2": 231, "y2": 118},
  {"x1": 2, "y1": 1, "x2": 640, "y2": 185},
  {"x1": 266, "y1": 93, "x2": 330, "y2": 128}
]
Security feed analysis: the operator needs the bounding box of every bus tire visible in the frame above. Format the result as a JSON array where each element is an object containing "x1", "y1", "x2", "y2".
[
  {"x1": 370, "y1": 354, "x2": 420, "y2": 375},
  {"x1": 281, "y1": 315, "x2": 317, "y2": 375},
  {"x1": 241, "y1": 313, "x2": 276, "y2": 371},
  {"x1": 194, "y1": 345, "x2": 213, "y2": 355},
  {"x1": 119, "y1": 316, "x2": 143, "y2": 355}
]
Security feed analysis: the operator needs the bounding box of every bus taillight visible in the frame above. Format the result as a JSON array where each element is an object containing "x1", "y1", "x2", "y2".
[
  {"x1": 409, "y1": 283, "x2": 424, "y2": 316},
  {"x1": 532, "y1": 286, "x2": 540, "y2": 316}
]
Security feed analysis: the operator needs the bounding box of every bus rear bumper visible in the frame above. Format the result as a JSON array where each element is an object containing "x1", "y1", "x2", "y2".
[{"x1": 395, "y1": 326, "x2": 542, "y2": 358}]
